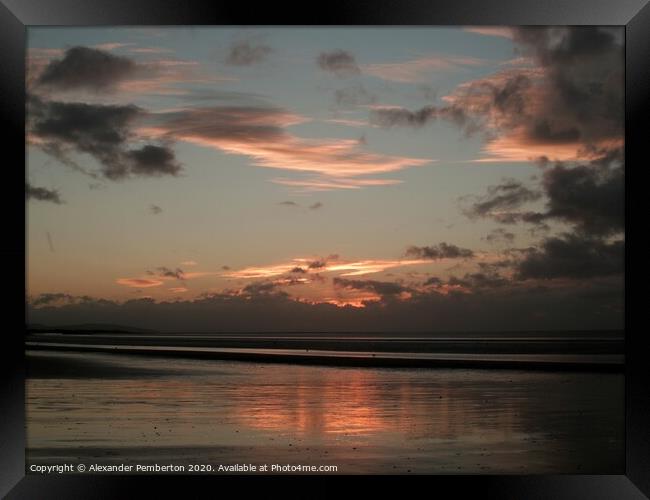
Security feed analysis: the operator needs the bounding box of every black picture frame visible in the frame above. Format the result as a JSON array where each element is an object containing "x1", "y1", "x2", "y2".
[{"x1": 1, "y1": 0, "x2": 647, "y2": 497}]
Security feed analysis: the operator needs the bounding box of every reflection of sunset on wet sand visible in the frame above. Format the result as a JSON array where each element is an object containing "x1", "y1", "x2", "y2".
[
  {"x1": 27, "y1": 351, "x2": 623, "y2": 473},
  {"x1": 230, "y1": 368, "x2": 525, "y2": 445},
  {"x1": 232, "y1": 370, "x2": 396, "y2": 437}
]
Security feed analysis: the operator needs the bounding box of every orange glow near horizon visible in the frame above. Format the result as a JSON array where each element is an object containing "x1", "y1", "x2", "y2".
[
  {"x1": 115, "y1": 278, "x2": 164, "y2": 288},
  {"x1": 222, "y1": 257, "x2": 429, "y2": 280},
  {"x1": 63, "y1": 251, "x2": 507, "y2": 308}
]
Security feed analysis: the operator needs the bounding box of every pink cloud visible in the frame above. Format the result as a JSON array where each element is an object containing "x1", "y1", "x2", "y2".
[
  {"x1": 442, "y1": 65, "x2": 623, "y2": 162},
  {"x1": 27, "y1": 47, "x2": 230, "y2": 96},
  {"x1": 92, "y1": 43, "x2": 133, "y2": 51},
  {"x1": 463, "y1": 27, "x2": 514, "y2": 39},
  {"x1": 323, "y1": 118, "x2": 369, "y2": 127},
  {"x1": 116, "y1": 59, "x2": 228, "y2": 95},
  {"x1": 270, "y1": 177, "x2": 403, "y2": 192},
  {"x1": 116, "y1": 278, "x2": 164, "y2": 288},
  {"x1": 223, "y1": 257, "x2": 428, "y2": 279},
  {"x1": 362, "y1": 55, "x2": 486, "y2": 83},
  {"x1": 140, "y1": 106, "x2": 431, "y2": 190},
  {"x1": 128, "y1": 47, "x2": 175, "y2": 55},
  {"x1": 474, "y1": 131, "x2": 622, "y2": 163}
]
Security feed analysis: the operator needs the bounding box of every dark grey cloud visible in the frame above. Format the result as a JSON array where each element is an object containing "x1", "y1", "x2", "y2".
[
  {"x1": 478, "y1": 260, "x2": 516, "y2": 272},
  {"x1": 423, "y1": 276, "x2": 443, "y2": 286},
  {"x1": 492, "y1": 27, "x2": 620, "y2": 148},
  {"x1": 334, "y1": 85, "x2": 377, "y2": 107},
  {"x1": 149, "y1": 204, "x2": 163, "y2": 215},
  {"x1": 28, "y1": 95, "x2": 140, "y2": 151},
  {"x1": 542, "y1": 154, "x2": 624, "y2": 236},
  {"x1": 31, "y1": 293, "x2": 75, "y2": 307},
  {"x1": 515, "y1": 234, "x2": 624, "y2": 280},
  {"x1": 46, "y1": 232, "x2": 55, "y2": 253},
  {"x1": 317, "y1": 50, "x2": 360, "y2": 77},
  {"x1": 308, "y1": 260, "x2": 327, "y2": 269},
  {"x1": 405, "y1": 243, "x2": 474, "y2": 260},
  {"x1": 510, "y1": 27, "x2": 623, "y2": 146},
  {"x1": 26, "y1": 183, "x2": 63, "y2": 204},
  {"x1": 278, "y1": 201, "x2": 323, "y2": 210},
  {"x1": 368, "y1": 31, "x2": 624, "y2": 298},
  {"x1": 147, "y1": 267, "x2": 185, "y2": 280},
  {"x1": 28, "y1": 280, "x2": 623, "y2": 332},
  {"x1": 146, "y1": 104, "x2": 428, "y2": 180},
  {"x1": 465, "y1": 151, "x2": 624, "y2": 239},
  {"x1": 491, "y1": 211, "x2": 547, "y2": 226},
  {"x1": 371, "y1": 28, "x2": 623, "y2": 154},
  {"x1": 28, "y1": 95, "x2": 182, "y2": 180},
  {"x1": 160, "y1": 267, "x2": 185, "y2": 280},
  {"x1": 37, "y1": 46, "x2": 137, "y2": 92},
  {"x1": 290, "y1": 267, "x2": 307, "y2": 274},
  {"x1": 125, "y1": 145, "x2": 181, "y2": 177},
  {"x1": 226, "y1": 40, "x2": 272, "y2": 66},
  {"x1": 370, "y1": 104, "x2": 473, "y2": 132},
  {"x1": 333, "y1": 277, "x2": 408, "y2": 297},
  {"x1": 448, "y1": 272, "x2": 509, "y2": 289},
  {"x1": 484, "y1": 228, "x2": 515, "y2": 245},
  {"x1": 463, "y1": 179, "x2": 541, "y2": 218},
  {"x1": 150, "y1": 105, "x2": 289, "y2": 145},
  {"x1": 422, "y1": 269, "x2": 509, "y2": 290},
  {"x1": 370, "y1": 106, "x2": 435, "y2": 128},
  {"x1": 242, "y1": 281, "x2": 282, "y2": 296},
  {"x1": 490, "y1": 73, "x2": 532, "y2": 116}
]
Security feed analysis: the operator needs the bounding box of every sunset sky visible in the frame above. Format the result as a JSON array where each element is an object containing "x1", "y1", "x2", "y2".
[{"x1": 26, "y1": 27, "x2": 624, "y2": 331}]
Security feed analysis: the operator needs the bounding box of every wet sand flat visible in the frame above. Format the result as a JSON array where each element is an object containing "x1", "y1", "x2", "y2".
[
  {"x1": 25, "y1": 330, "x2": 624, "y2": 371},
  {"x1": 26, "y1": 331, "x2": 625, "y2": 355},
  {"x1": 26, "y1": 350, "x2": 624, "y2": 474}
]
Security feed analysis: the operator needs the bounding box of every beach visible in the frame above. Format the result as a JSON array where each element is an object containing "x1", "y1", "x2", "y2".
[
  {"x1": 25, "y1": 330, "x2": 624, "y2": 371},
  {"x1": 25, "y1": 335, "x2": 625, "y2": 474}
]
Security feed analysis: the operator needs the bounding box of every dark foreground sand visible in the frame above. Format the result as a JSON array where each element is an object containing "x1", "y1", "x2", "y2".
[{"x1": 27, "y1": 441, "x2": 622, "y2": 474}]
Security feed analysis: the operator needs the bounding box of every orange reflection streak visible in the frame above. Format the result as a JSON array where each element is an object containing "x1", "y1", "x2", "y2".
[
  {"x1": 29, "y1": 356, "x2": 568, "y2": 455},
  {"x1": 226, "y1": 369, "x2": 524, "y2": 441},
  {"x1": 231, "y1": 370, "x2": 396, "y2": 437}
]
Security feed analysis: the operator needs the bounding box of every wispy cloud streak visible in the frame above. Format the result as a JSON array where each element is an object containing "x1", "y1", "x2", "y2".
[{"x1": 142, "y1": 105, "x2": 430, "y2": 190}]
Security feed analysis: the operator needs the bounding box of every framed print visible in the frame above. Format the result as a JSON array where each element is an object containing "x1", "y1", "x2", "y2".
[{"x1": 1, "y1": 0, "x2": 648, "y2": 497}]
